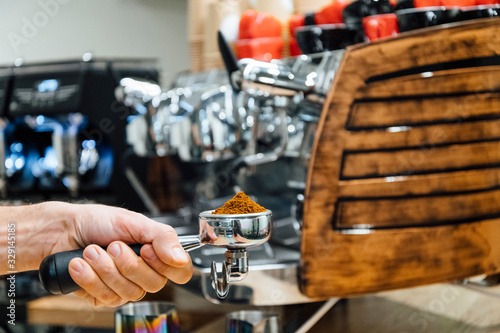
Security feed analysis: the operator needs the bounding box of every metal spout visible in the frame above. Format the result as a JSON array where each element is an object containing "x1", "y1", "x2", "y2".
[
  {"x1": 209, "y1": 249, "x2": 249, "y2": 299},
  {"x1": 211, "y1": 261, "x2": 230, "y2": 299}
]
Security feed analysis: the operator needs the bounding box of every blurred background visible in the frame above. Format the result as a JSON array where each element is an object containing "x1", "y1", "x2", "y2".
[
  {"x1": 0, "y1": 0, "x2": 189, "y2": 86},
  {"x1": 0, "y1": 0, "x2": 499, "y2": 332}
]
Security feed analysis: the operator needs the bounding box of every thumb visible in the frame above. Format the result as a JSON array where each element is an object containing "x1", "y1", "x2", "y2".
[{"x1": 121, "y1": 211, "x2": 190, "y2": 268}]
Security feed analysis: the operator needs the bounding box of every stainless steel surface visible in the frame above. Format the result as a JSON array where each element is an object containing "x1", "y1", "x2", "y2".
[
  {"x1": 202, "y1": 210, "x2": 272, "y2": 298},
  {"x1": 233, "y1": 56, "x2": 315, "y2": 171},
  {"x1": 115, "y1": 301, "x2": 180, "y2": 333},
  {"x1": 226, "y1": 310, "x2": 281, "y2": 333},
  {"x1": 178, "y1": 234, "x2": 205, "y2": 251},
  {"x1": 237, "y1": 106, "x2": 288, "y2": 168},
  {"x1": 178, "y1": 210, "x2": 273, "y2": 299},
  {"x1": 126, "y1": 83, "x2": 243, "y2": 162},
  {"x1": 225, "y1": 249, "x2": 249, "y2": 281},
  {"x1": 116, "y1": 301, "x2": 178, "y2": 316},
  {"x1": 289, "y1": 50, "x2": 344, "y2": 97},
  {"x1": 187, "y1": 243, "x2": 316, "y2": 305},
  {"x1": 122, "y1": 51, "x2": 343, "y2": 167},
  {"x1": 239, "y1": 59, "x2": 314, "y2": 97},
  {"x1": 170, "y1": 85, "x2": 241, "y2": 162},
  {"x1": 198, "y1": 210, "x2": 273, "y2": 248},
  {"x1": 114, "y1": 77, "x2": 161, "y2": 113}
]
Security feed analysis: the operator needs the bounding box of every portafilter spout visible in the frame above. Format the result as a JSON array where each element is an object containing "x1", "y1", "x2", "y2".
[{"x1": 39, "y1": 210, "x2": 272, "y2": 299}]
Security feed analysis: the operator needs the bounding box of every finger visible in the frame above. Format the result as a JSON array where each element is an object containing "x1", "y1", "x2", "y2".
[
  {"x1": 140, "y1": 244, "x2": 193, "y2": 284},
  {"x1": 73, "y1": 289, "x2": 103, "y2": 307},
  {"x1": 119, "y1": 213, "x2": 191, "y2": 268},
  {"x1": 108, "y1": 242, "x2": 168, "y2": 293},
  {"x1": 82, "y1": 245, "x2": 145, "y2": 301},
  {"x1": 68, "y1": 257, "x2": 125, "y2": 308}
]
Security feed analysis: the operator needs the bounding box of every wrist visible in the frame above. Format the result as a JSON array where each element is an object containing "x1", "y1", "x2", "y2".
[{"x1": 0, "y1": 202, "x2": 79, "y2": 273}]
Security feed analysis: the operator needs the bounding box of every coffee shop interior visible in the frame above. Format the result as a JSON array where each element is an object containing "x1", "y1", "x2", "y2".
[{"x1": 0, "y1": 0, "x2": 499, "y2": 332}]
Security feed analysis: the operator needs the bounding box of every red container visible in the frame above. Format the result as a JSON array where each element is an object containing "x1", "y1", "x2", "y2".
[
  {"x1": 415, "y1": 0, "x2": 499, "y2": 7},
  {"x1": 288, "y1": 14, "x2": 306, "y2": 36},
  {"x1": 363, "y1": 13, "x2": 399, "y2": 41},
  {"x1": 441, "y1": 0, "x2": 477, "y2": 7},
  {"x1": 236, "y1": 37, "x2": 284, "y2": 61},
  {"x1": 414, "y1": 0, "x2": 441, "y2": 7},
  {"x1": 238, "y1": 10, "x2": 282, "y2": 40},
  {"x1": 237, "y1": 9, "x2": 283, "y2": 60},
  {"x1": 315, "y1": 0, "x2": 351, "y2": 24},
  {"x1": 475, "y1": 0, "x2": 499, "y2": 4},
  {"x1": 288, "y1": 14, "x2": 306, "y2": 56},
  {"x1": 239, "y1": 10, "x2": 259, "y2": 40},
  {"x1": 289, "y1": 38, "x2": 302, "y2": 56}
]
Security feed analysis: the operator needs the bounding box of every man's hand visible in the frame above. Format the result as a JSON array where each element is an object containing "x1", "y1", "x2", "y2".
[
  {"x1": 1, "y1": 202, "x2": 193, "y2": 307},
  {"x1": 68, "y1": 204, "x2": 192, "y2": 307}
]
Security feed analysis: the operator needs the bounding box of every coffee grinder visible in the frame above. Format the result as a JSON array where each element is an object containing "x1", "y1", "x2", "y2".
[{"x1": 3, "y1": 56, "x2": 159, "y2": 209}]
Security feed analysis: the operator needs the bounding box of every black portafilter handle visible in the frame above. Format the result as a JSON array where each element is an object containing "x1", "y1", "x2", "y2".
[{"x1": 39, "y1": 244, "x2": 143, "y2": 295}]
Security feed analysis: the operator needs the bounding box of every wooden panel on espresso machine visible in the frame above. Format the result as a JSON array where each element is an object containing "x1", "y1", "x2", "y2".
[{"x1": 300, "y1": 18, "x2": 500, "y2": 298}]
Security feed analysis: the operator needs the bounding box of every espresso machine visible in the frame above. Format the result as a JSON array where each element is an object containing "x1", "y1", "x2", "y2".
[
  {"x1": 1, "y1": 48, "x2": 344, "y2": 305},
  {"x1": 1, "y1": 57, "x2": 159, "y2": 210},
  {"x1": 0, "y1": 67, "x2": 13, "y2": 199},
  {"x1": 118, "y1": 44, "x2": 345, "y2": 303},
  {"x1": 0, "y1": 58, "x2": 162, "y2": 309}
]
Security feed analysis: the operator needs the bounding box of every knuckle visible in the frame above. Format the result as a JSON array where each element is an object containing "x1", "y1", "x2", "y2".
[
  {"x1": 119, "y1": 258, "x2": 140, "y2": 276},
  {"x1": 118, "y1": 299, "x2": 129, "y2": 307},
  {"x1": 161, "y1": 226, "x2": 179, "y2": 242},
  {"x1": 163, "y1": 224, "x2": 175, "y2": 233},
  {"x1": 150, "y1": 263, "x2": 170, "y2": 278},
  {"x1": 100, "y1": 292, "x2": 122, "y2": 307},
  {"x1": 74, "y1": 267, "x2": 98, "y2": 286},
  {"x1": 176, "y1": 274, "x2": 192, "y2": 285},
  {"x1": 110, "y1": 298, "x2": 126, "y2": 308},
  {"x1": 130, "y1": 289, "x2": 146, "y2": 300},
  {"x1": 144, "y1": 277, "x2": 168, "y2": 293},
  {"x1": 99, "y1": 263, "x2": 116, "y2": 278},
  {"x1": 176, "y1": 267, "x2": 194, "y2": 285},
  {"x1": 104, "y1": 299, "x2": 120, "y2": 308}
]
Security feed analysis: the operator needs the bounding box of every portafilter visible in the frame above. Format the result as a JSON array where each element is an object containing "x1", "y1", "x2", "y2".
[{"x1": 39, "y1": 210, "x2": 272, "y2": 299}]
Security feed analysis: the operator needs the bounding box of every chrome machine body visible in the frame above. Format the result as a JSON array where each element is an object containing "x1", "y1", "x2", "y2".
[{"x1": 119, "y1": 50, "x2": 345, "y2": 304}]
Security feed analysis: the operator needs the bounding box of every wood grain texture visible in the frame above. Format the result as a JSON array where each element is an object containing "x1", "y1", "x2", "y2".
[
  {"x1": 342, "y1": 140, "x2": 500, "y2": 179},
  {"x1": 348, "y1": 92, "x2": 500, "y2": 130},
  {"x1": 345, "y1": 118, "x2": 500, "y2": 151},
  {"x1": 338, "y1": 168, "x2": 500, "y2": 198},
  {"x1": 336, "y1": 189, "x2": 500, "y2": 228},
  {"x1": 345, "y1": 19, "x2": 500, "y2": 79},
  {"x1": 356, "y1": 66, "x2": 500, "y2": 99},
  {"x1": 300, "y1": 18, "x2": 500, "y2": 298},
  {"x1": 302, "y1": 219, "x2": 500, "y2": 296}
]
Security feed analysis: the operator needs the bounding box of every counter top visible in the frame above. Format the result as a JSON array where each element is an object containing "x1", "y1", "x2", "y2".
[{"x1": 27, "y1": 282, "x2": 500, "y2": 332}]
